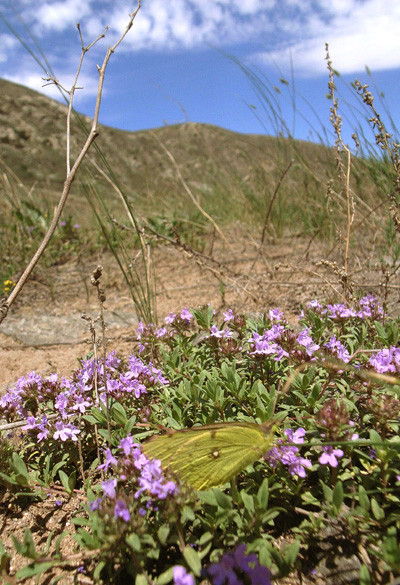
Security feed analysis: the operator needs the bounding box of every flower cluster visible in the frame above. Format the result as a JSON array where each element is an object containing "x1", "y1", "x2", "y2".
[
  {"x1": 265, "y1": 428, "x2": 312, "y2": 477},
  {"x1": 136, "y1": 308, "x2": 193, "y2": 352},
  {"x1": 324, "y1": 335, "x2": 351, "y2": 363},
  {"x1": 0, "y1": 351, "x2": 168, "y2": 444},
  {"x1": 369, "y1": 346, "x2": 400, "y2": 374},
  {"x1": 248, "y1": 325, "x2": 288, "y2": 361},
  {"x1": 3, "y1": 279, "x2": 16, "y2": 293},
  {"x1": 92, "y1": 436, "x2": 179, "y2": 521},
  {"x1": 202, "y1": 544, "x2": 271, "y2": 585},
  {"x1": 306, "y1": 294, "x2": 385, "y2": 321}
]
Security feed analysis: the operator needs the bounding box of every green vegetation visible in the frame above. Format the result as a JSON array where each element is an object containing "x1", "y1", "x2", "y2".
[{"x1": 1, "y1": 299, "x2": 399, "y2": 583}]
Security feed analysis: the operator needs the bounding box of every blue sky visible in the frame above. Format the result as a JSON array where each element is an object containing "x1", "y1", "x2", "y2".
[{"x1": 0, "y1": 0, "x2": 399, "y2": 148}]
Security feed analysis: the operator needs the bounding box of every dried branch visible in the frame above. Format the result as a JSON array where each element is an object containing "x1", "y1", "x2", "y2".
[{"x1": 0, "y1": 2, "x2": 141, "y2": 325}]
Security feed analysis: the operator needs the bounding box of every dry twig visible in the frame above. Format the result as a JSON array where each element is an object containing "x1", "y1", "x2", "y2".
[{"x1": 0, "y1": 2, "x2": 141, "y2": 325}]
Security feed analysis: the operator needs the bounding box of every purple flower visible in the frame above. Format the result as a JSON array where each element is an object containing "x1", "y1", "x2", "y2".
[
  {"x1": 173, "y1": 566, "x2": 195, "y2": 585},
  {"x1": 265, "y1": 428, "x2": 312, "y2": 478},
  {"x1": 22, "y1": 416, "x2": 37, "y2": 431},
  {"x1": 248, "y1": 331, "x2": 288, "y2": 361},
  {"x1": 288, "y1": 457, "x2": 312, "y2": 478},
  {"x1": 369, "y1": 347, "x2": 399, "y2": 374},
  {"x1": 74, "y1": 223, "x2": 80, "y2": 229},
  {"x1": 89, "y1": 498, "x2": 102, "y2": 511},
  {"x1": 71, "y1": 394, "x2": 91, "y2": 413},
  {"x1": 204, "y1": 544, "x2": 271, "y2": 585},
  {"x1": 136, "y1": 458, "x2": 178, "y2": 500},
  {"x1": 269, "y1": 308, "x2": 283, "y2": 321},
  {"x1": 223, "y1": 309, "x2": 235, "y2": 321},
  {"x1": 156, "y1": 326, "x2": 168, "y2": 338},
  {"x1": 210, "y1": 325, "x2": 225, "y2": 338},
  {"x1": 307, "y1": 300, "x2": 324, "y2": 311},
  {"x1": 55, "y1": 500, "x2": 62, "y2": 507},
  {"x1": 54, "y1": 393, "x2": 68, "y2": 418},
  {"x1": 165, "y1": 312, "x2": 176, "y2": 324},
  {"x1": 324, "y1": 336, "x2": 351, "y2": 363},
  {"x1": 102, "y1": 478, "x2": 117, "y2": 499},
  {"x1": 119, "y1": 436, "x2": 138, "y2": 456},
  {"x1": 53, "y1": 422, "x2": 80, "y2": 442},
  {"x1": 180, "y1": 307, "x2": 192, "y2": 322},
  {"x1": 297, "y1": 328, "x2": 320, "y2": 356},
  {"x1": 319, "y1": 446, "x2": 344, "y2": 467},
  {"x1": 98, "y1": 448, "x2": 118, "y2": 471},
  {"x1": 114, "y1": 499, "x2": 130, "y2": 522},
  {"x1": 285, "y1": 428, "x2": 305, "y2": 444}
]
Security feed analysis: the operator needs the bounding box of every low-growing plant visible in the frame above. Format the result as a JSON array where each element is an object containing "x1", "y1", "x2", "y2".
[{"x1": 1, "y1": 296, "x2": 399, "y2": 583}]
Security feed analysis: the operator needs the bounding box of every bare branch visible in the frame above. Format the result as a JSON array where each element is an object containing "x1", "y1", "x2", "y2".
[{"x1": 0, "y1": 2, "x2": 141, "y2": 325}]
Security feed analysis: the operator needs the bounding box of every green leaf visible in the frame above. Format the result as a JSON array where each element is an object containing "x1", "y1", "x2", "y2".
[
  {"x1": 87, "y1": 408, "x2": 107, "y2": 424},
  {"x1": 68, "y1": 470, "x2": 77, "y2": 492},
  {"x1": 155, "y1": 567, "x2": 174, "y2": 585},
  {"x1": 369, "y1": 429, "x2": 382, "y2": 444},
  {"x1": 11, "y1": 452, "x2": 29, "y2": 478},
  {"x1": 71, "y1": 517, "x2": 90, "y2": 526},
  {"x1": 214, "y1": 489, "x2": 232, "y2": 510},
  {"x1": 126, "y1": 533, "x2": 141, "y2": 552},
  {"x1": 0, "y1": 471, "x2": 18, "y2": 486},
  {"x1": 58, "y1": 470, "x2": 74, "y2": 494},
  {"x1": 358, "y1": 486, "x2": 370, "y2": 511},
  {"x1": 257, "y1": 478, "x2": 269, "y2": 509},
  {"x1": 15, "y1": 561, "x2": 55, "y2": 579},
  {"x1": 283, "y1": 540, "x2": 300, "y2": 565},
  {"x1": 12, "y1": 529, "x2": 37, "y2": 560},
  {"x1": 371, "y1": 498, "x2": 385, "y2": 521},
  {"x1": 157, "y1": 525, "x2": 170, "y2": 546},
  {"x1": 111, "y1": 402, "x2": 127, "y2": 426},
  {"x1": 321, "y1": 482, "x2": 333, "y2": 504},
  {"x1": 374, "y1": 320, "x2": 388, "y2": 342},
  {"x1": 0, "y1": 538, "x2": 11, "y2": 574},
  {"x1": 183, "y1": 546, "x2": 201, "y2": 576},
  {"x1": 241, "y1": 491, "x2": 255, "y2": 514},
  {"x1": 332, "y1": 481, "x2": 344, "y2": 510},
  {"x1": 93, "y1": 561, "x2": 106, "y2": 581},
  {"x1": 359, "y1": 563, "x2": 371, "y2": 585},
  {"x1": 181, "y1": 506, "x2": 195, "y2": 523}
]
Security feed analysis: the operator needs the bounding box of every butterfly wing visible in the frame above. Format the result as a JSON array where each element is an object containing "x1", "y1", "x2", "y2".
[{"x1": 142, "y1": 422, "x2": 275, "y2": 490}]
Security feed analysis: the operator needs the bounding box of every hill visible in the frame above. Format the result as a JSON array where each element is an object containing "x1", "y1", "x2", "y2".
[{"x1": 0, "y1": 78, "x2": 340, "y2": 226}]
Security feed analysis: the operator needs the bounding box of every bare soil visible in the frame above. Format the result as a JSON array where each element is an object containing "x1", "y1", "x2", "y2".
[
  {"x1": 1, "y1": 230, "x2": 333, "y2": 389},
  {"x1": 0, "y1": 229, "x2": 395, "y2": 584}
]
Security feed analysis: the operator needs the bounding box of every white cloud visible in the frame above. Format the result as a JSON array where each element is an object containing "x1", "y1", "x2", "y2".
[
  {"x1": 33, "y1": 0, "x2": 92, "y2": 32},
  {"x1": 0, "y1": 34, "x2": 18, "y2": 63},
  {"x1": 255, "y1": 0, "x2": 400, "y2": 75},
  {"x1": 3, "y1": 68, "x2": 99, "y2": 104}
]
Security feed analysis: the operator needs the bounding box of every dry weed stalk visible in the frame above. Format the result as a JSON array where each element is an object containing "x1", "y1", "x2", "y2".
[
  {"x1": 90, "y1": 265, "x2": 112, "y2": 444},
  {"x1": 326, "y1": 44, "x2": 355, "y2": 276},
  {"x1": 248, "y1": 158, "x2": 294, "y2": 276},
  {"x1": 114, "y1": 218, "x2": 260, "y2": 303},
  {"x1": 353, "y1": 78, "x2": 400, "y2": 303},
  {"x1": 0, "y1": 2, "x2": 141, "y2": 325},
  {"x1": 150, "y1": 130, "x2": 232, "y2": 250}
]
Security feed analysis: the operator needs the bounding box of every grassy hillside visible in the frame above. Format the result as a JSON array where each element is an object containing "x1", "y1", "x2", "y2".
[
  {"x1": 0, "y1": 78, "x2": 397, "y2": 308},
  {"x1": 0, "y1": 78, "x2": 390, "y2": 231}
]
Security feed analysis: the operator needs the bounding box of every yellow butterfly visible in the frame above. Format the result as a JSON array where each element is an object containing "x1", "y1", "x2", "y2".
[{"x1": 142, "y1": 421, "x2": 276, "y2": 491}]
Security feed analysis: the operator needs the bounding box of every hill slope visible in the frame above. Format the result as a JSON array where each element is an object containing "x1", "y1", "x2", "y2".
[{"x1": 0, "y1": 79, "x2": 336, "y2": 220}]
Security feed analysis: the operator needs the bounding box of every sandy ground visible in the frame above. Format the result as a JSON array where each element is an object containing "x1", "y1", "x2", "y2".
[{"x1": 1, "y1": 231, "x2": 333, "y2": 389}]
